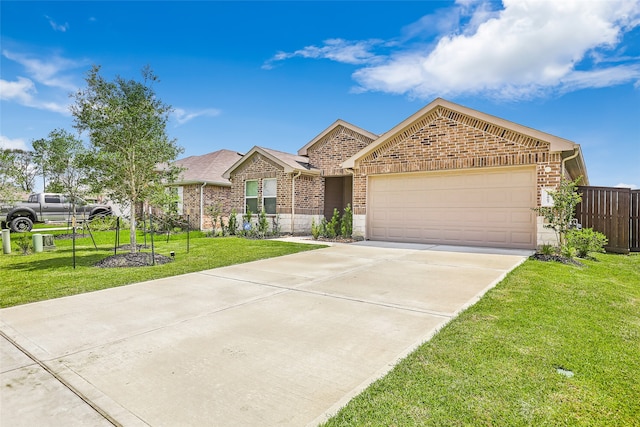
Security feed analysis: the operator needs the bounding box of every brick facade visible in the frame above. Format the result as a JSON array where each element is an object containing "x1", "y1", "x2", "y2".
[
  {"x1": 307, "y1": 127, "x2": 376, "y2": 176},
  {"x1": 352, "y1": 106, "x2": 565, "y2": 215},
  {"x1": 229, "y1": 152, "x2": 292, "y2": 214},
  {"x1": 228, "y1": 125, "x2": 376, "y2": 220},
  {"x1": 226, "y1": 102, "x2": 584, "y2": 243},
  {"x1": 181, "y1": 184, "x2": 232, "y2": 230}
]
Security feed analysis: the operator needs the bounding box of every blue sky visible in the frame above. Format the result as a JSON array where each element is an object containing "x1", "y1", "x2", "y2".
[{"x1": 1, "y1": 0, "x2": 639, "y2": 188}]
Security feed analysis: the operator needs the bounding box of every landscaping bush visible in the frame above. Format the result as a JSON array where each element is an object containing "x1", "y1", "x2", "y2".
[
  {"x1": 257, "y1": 208, "x2": 269, "y2": 238},
  {"x1": 341, "y1": 204, "x2": 353, "y2": 238},
  {"x1": 89, "y1": 215, "x2": 121, "y2": 231},
  {"x1": 327, "y1": 208, "x2": 340, "y2": 239},
  {"x1": 566, "y1": 228, "x2": 608, "y2": 258},
  {"x1": 16, "y1": 234, "x2": 31, "y2": 255},
  {"x1": 228, "y1": 209, "x2": 238, "y2": 236},
  {"x1": 539, "y1": 243, "x2": 555, "y2": 255}
]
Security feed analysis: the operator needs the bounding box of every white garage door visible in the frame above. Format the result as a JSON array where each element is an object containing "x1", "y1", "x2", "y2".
[{"x1": 368, "y1": 166, "x2": 536, "y2": 249}]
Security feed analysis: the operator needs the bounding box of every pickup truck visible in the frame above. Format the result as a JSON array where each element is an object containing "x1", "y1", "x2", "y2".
[{"x1": 0, "y1": 193, "x2": 112, "y2": 232}]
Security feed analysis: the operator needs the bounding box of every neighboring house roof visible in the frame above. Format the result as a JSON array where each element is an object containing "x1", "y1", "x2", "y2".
[
  {"x1": 297, "y1": 119, "x2": 379, "y2": 156},
  {"x1": 173, "y1": 149, "x2": 244, "y2": 187},
  {"x1": 342, "y1": 97, "x2": 589, "y2": 184},
  {"x1": 223, "y1": 146, "x2": 321, "y2": 178}
]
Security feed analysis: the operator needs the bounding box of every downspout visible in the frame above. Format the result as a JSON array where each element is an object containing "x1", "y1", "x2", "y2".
[
  {"x1": 200, "y1": 182, "x2": 207, "y2": 230},
  {"x1": 561, "y1": 148, "x2": 580, "y2": 179},
  {"x1": 291, "y1": 171, "x2": 301, "y2": 234},
  {"x1": 345, "y1": 167, "x2": 357, "y2": 237}
]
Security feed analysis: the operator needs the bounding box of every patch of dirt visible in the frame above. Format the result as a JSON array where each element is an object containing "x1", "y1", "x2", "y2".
[
  {"x1": 94, "y1": 252, "x2": 173, "y2": 268},
  {"x1": 530, "y1": 253, "x2": 584, "y2": 267}
]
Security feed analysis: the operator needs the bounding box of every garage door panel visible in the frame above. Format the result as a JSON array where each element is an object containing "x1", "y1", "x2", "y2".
[{"x1": 368, "y1": 167, "x2": 536, "y2": 249}]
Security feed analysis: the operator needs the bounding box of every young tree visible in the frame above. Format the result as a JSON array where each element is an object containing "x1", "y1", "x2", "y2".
[
  {"x1": 534, "y1": 177, "x2": 583, "y2": 247},
  {"x1": 5, "y1": 149, "x2": 38, "y2": 193},
  {"x1": 32, "y1": 129, "x2": 93, "y2": 220},
  {"x1": 71, "y1": 65, "x2": 183, "y2": 253},
  {"x1": 0, "y1": 150, "x2": 21, "y2": 201}
]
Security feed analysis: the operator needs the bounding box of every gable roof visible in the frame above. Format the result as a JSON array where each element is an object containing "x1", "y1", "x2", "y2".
[
  {"x1": 173, "y1": 149, "x2": 243, "y2": 187},
  {"x1": 297, "y1": 119, "x2": 378, "y2": 156},
  {"x1": 341, "y1": 98, "x2": 588, "y2": 183},
  {"x1": 223, "y1": 146, "x2": 320, "y2": 178}
]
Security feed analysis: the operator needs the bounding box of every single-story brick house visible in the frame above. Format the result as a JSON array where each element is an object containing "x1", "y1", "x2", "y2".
[
  {"x1": 222, "y1": 98, "x2": 587, "y2": 249},
  {"x1": 222, "y1": 120, "x2": 378, "y2": 234},
  {"x1": 170, "y1": 149, "x2": 243, "y2": 230}
]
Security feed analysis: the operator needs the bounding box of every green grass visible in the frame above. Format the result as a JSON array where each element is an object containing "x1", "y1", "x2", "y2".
[
  {"x1": 0, "y1": 230, "x2": 324, "y2": 308},
  {"x1": 323, "y1": 253, "x2": 640, "y2": 427}
]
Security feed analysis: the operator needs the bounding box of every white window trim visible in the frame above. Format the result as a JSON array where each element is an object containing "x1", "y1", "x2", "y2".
[
  {"x1": 262, "y1": 178, "x2": 277, "y2": 214},
  {"x1": 245, "y1": 180, "x2": 258, "y2": 213}
]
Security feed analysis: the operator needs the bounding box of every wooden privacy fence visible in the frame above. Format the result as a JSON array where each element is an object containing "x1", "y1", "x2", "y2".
[{"x1": 575, "y1": 186, "x2": 640, "y2": 254}]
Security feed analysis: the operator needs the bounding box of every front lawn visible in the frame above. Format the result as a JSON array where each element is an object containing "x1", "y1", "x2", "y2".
[
  {"x1": 323, "y1": 253, "x2": 640, "y2": 426},
  {"x1": 0, "y1": 230, "x2": 323, "y2": 308}
]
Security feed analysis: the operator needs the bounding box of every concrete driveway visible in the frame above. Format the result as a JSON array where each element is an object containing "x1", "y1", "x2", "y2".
[{"x1": 1, "y1": 241, "x2": 530, "y2": 426}]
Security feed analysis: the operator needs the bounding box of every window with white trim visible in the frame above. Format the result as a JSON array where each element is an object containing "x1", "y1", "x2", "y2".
[
  {"x1": 245, "y1": 180, "x2": 258, "y2": 213},
  {"x1": 263, "y1": 178, "x2": 277, "y2": 214}
]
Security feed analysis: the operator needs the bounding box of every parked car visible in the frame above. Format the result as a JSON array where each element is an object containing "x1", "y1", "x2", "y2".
[{"x1": 0, "y1": 193, "x2": 112, "y2": 232}]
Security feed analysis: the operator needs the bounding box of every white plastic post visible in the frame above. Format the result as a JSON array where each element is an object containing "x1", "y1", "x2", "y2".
[
  {"x1": 2, "y1": 229, "x2": 10, "y2": 254},
  {"x1": 32, "y1": 233, "x2": 43, "y2": 253}
]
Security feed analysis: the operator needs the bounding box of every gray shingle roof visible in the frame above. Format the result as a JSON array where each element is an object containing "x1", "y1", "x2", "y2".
[{"x1": 173, "y1": 149, "x2": 244, "y2": 186}]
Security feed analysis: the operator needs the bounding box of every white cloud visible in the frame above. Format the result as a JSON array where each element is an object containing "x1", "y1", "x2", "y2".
[
  {"x1": 353, "y1": 0, "x2": 640, "y2": 99},
  {"x1": 263, "y1": 38, "x2": 385, "y2": 70},
  {"x1": 0, "y1": 135, "x2": 28, "y2": 151},
  {"x1": 615, "y1": 183, "x2": 638, "y2": 189},
  {"x1": 0, "y1": 76, "x2": 69, "y2": 114},
  {"x1": 268, "y1": 0, "x2": 640, "y2": 100},
  {"x1": 46, "y1": 15, "x2": 69, "y2": 32},
  {"x1": 2, "y1": 50, "x2": 82, "y2": 91},
  {"x1": 0, "y1": 77, "x2": 36, "y2": 103},
  {"x1": 1, "y1": 49, "x2": 85, "y2": 114},
  {"x1": 172, "y1": 108, "x2": 221, "y2": 125}
]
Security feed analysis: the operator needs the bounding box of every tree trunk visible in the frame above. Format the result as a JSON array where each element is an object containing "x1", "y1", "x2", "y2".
[{"x1": 129, "y1": 199, "x2": 137, "y2": 253}]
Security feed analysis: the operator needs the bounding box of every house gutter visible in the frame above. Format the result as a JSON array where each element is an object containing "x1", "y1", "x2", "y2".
[
  {"x1": 291, "y1": 171, "x2": 301, "y2": 234},
  {"x1": 200, "y1": 182, "x2": 207, "y2": 230},
  {"x1": 561, "y1": 148, "x2": 580, "y2": 180}
]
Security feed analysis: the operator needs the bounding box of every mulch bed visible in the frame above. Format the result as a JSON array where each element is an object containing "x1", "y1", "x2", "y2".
[
  {"x1": 313, "y1": 236, "x2": 358, "y2": 243},
  {"x1": 529, "y1": 253, "x2": 584, "y2": 266},
  {"x1": 94, "y1": 252, "x2": 173, "y2": 268}
]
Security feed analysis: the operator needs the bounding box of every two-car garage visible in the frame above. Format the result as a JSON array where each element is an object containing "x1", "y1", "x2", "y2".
[{"x1": 367, "y1": 166, "x2": 537, "y2": 249}]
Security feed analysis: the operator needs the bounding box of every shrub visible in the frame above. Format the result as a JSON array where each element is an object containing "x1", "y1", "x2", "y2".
[
  {"x1": 16, "y1": 234, "x2": 31, "y2": 255},
  {"x1": 561, "y1": 244, "x2": 578, "y2": 259},
  {"x1": 566, "y1": 228, "x2": 608, "y2": 258},
  {"x1": 257, "y1": 208, "x2": 269, "y2": 238},
  {"x1": 89, "y1": 215, "x2": 119, "y2": 231},
  {"x1": 311, "y1": 218, "x2": 321, "y2": 240},
  {"x1": 341, "y1": 204, "x2": 353, "y2": 238},
  {"x1": 205, "y1": 202, "x2": 223, "y2": 235},
  {"x1": 320, "y1": 218, "x2": 329, "y2": 238},
  {"x1": 227, "y1": 209, "x2": 238, "y2": 236},
  {"x1": 327, "y1": 208, "x2": 340, "y2": 239},
  {"x1": 539, "y1": 243, "x2": 556, "y2": 255}
]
